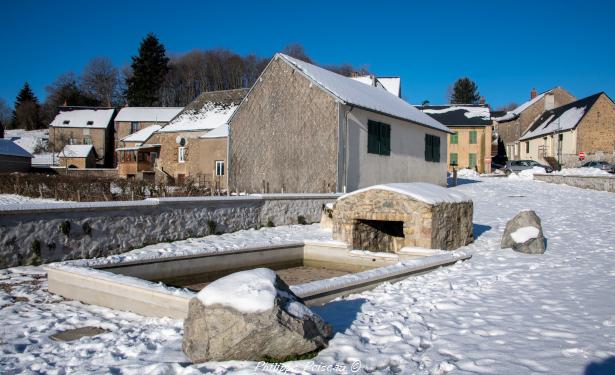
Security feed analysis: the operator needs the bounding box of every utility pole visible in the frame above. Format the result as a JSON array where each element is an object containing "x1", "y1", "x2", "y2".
[{"x1": 556, "y1": 117, "x2": 562, "y2": 167}]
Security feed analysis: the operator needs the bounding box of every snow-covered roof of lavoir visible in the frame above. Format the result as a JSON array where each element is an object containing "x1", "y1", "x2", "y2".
[
  {"x1": 277, "y1": 54, "x2": 451, "y2": 133},
  {"x1": 339, "y1": 182, "x2": 471, "y2": 204},
  {"x1": 114, "y1": 107, "x2": 183, "y2": 122},
  {"x1": 121, "y1": 125, "x2": 162, "y2": 142},
  {"x1": 0, "y1": 139, "x2": 32, "y2": 158},
  {"x1": 50, "y1": 108, "x2": 115, "y2": 129},
  {"x1": 59, "y1": 144, "x2": 94, "y2": 158}
]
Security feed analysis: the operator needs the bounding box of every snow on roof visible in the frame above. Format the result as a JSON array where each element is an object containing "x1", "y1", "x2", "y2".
[
  {"x1": 377, "y1": 77, "x2": 401, "y2": 97},
  {"x1": 50, "y1": 109, "x2": 115, "y2": 129},
  {"x1": 59, "y1": 144, "x2": 94, "y2": 158},
  {"x1": 0, "y1": 139, "x2": 32, "y2": 158},
  {"x1": 339, "y1": 182, "x2": 471, "y2": 204},
  {"x1": 519, "y1": 106, "x2": 586, "y2": 141},
  {"x1": 160, "y1": 104, "x2": 237, "y2": 133},
  {"x1": 197, "y1": 268, "x2": 278, "y2": 313},
  {"x1": 278, "y1": 54, "x2": 451, "y2": 133},
  {"x1": 422, "y1": 106, "x2": 490, "y2": 119},
  {"x1": 114, "y1": 107, "x2": 183, "y2": 122},
  {"x1": 494, "y1": 89, "x2": 556, "y2": 122},
  {"x1": 200, "y1": 123, "x2": 228, "y2": 139},
  {"x1": 121, "y1": 125, "x2": 162, "y2": 142},
  {"x1": 418, "y1": 105, "x2": 491, "y2": 126}
]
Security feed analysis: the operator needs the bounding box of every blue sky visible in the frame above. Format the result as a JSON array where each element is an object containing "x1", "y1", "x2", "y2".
[{"x1": 2, "y1": 0, "x2": 614, "y2": 109}]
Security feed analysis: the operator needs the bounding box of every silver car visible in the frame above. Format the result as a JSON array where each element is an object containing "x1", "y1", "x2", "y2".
[
  {"x1": 504, "y1": 160, "x2": 554, "y2": 175},
  {"x1": 580, "y1": 161, "x2": 615, "y2": 173}
]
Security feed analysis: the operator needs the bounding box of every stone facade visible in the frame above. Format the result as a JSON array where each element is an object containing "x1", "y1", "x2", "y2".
[
  {"x1": 230, "y1": 57, "x2": 339, "y2": 193},
  {"x1": 188, "y1": 137, "x2": 228, "y2": 189},
  {"x1": 332, "y1": 189, "x2": 473, "y2": 252},
  {"x1": 576, "y1": 93, "x2": 615, "y2": 155},
  {"x1": 49, "y1": 126, "x2": 111, "y2": 167},
  {"x1": 59, "y1": 153, "x2": 96, "y2": 169}
]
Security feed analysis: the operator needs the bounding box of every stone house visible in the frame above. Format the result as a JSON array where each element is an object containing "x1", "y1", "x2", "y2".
[
  {"x1": 49, "y1": 107, "x2": 116, "y2": 167},
  {"x1": 188, "y1": 124, "x2": 229, "y2": 191},
  {"x1": 150, "y1": 89, "x2": 247, "y2": 184},
  {"x1": 58, "y1": 144, "x2": 97, "y2": 169},
  {"x1": 113, "y1": 107, "x2": 182, "y2": 146},
  {"x1": 228, "y1": 53, "x2": 452, "y2": 194},
  {"x1": 518, "y1": 92, "x2": 615, "y2": 167},
  {"x1": 0, "y1": 139, "x2": 32, "y2": 172},
  {"x1": 494, "y1": 87, "x2": 575, "y2": 160},
  {"x1": 332, "y1": 183, "x2": 473, "y2": 251},
  {"x1": 417, "y1": 104, "x2": 493, "y2": 173},
  {"x1": 116, "y1": 125, "x2": 162, "y2": 180}
]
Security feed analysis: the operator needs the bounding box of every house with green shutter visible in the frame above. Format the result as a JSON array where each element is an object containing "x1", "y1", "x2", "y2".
[
  {"x1": 228, "y1": 53, "x2": 452, "y2": 193},
  {"x1": 417, "y1": 104, "x2": 494, "y2": 173}
]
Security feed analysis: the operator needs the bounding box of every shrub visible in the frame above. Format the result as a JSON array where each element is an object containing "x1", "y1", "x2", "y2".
[
  {"x1": 82, "y1": 222, "x2": 92, "y2": 236},
  {"x1": 59, "y1": 221, "x2": 71, "y2": 236},
  {"x1": 266, "y1": 218, "x2": 275, "y2": 227},
  {"x1": 297, "y1": 215, "x2": 307, "y2": 225}
]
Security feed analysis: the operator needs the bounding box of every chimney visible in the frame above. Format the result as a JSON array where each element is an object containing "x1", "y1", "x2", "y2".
[
  {"x1": 370, "y1": 74, "x2": 376, "y2": 87},
  {"x1": 544, "y1": 92, "x2": 555, "y2": 111},
  {"x1": 530, "y1": 88, "x2": 537, "y2": 99},
  {"x1": 479, "y1": 96, "x2": 486, "y2": 105}
]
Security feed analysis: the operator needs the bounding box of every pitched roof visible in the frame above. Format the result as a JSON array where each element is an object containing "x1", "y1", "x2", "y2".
[
  {"x1": 50, "y1": 108, "x2": 115, "y2": 129},
  {"x1": 59, "y1": 144, "x2": 95, "y2": 158},
  {"x1": 121, "y1": 125, "x2": 162, "y2": 142},
  {"x1": 0, "y1": 139, "x2": 32, "y2": 158},
  {"x1": 115, "y1": 107, "x2": 183, "y2": 122},
  {"x1": 519, "y1": 92, "x2": 605, "y2": 141},
  {"x1": 277, "y1": 54, "x2": 451, "y2": 133},
  {"x1": 416, "y1": 105, "x2": 492, "y2": 126},
  {"x1": 160, "y1": 89, "x2": 247, "y2": 133},
  {"x1": 494, "y1": 88, "x2": 571, "y2": 122},
  {"x1": 200, "y1": 123, "x2": 229, "y2": 139}
]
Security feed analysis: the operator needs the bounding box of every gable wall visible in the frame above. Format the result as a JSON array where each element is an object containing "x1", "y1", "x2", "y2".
[{"x1": 577, "y1": 94, "x2": 615, "y2": 155}]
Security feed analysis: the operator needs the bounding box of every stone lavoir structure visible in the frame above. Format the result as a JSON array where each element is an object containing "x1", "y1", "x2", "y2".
[
  {"x1": 494, "y1": 87, "x2": 575, "y2": 160},
  {"x1": 518, "y1": 92, "x2": 615, "y2": 167},
  {"x1": 332, "y1": 183, "x2": 473, "y2": 252},
  {"x1": 229, "y1": 53, "x2": 452, "y2": 194}
]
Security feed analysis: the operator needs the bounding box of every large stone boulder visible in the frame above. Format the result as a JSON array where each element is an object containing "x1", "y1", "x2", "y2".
[
  {"x1": 182, "y1": 268, "x2": 332, "y2": 363},
  {"x1": 501, "y1": 210, "x2": 546, "y2": 254}
]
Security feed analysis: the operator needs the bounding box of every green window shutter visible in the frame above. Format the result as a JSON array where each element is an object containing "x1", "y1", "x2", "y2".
[
  {"x1": 380, "y1": 123, "x2": 391, "y2": 155},
  {"x1": 469, "y1": 131, "x2": 477, "y2": 144},
  {"x1": 367, "y1": 121, "x2": 379, "y2": 154},
  {"x1": 450, "y1": 153, "x2": 458, "y2": 166},
  {"x1": 469, "y1": 153, "x2": 477, "y2": 168},
  {"x1": 434, "y1": 136, "x2": 441, "y2": 162},
  {"x1": 425, "y1": 134, "x2": 431, "y2": 161},
  {"x1": 451, "y1": 132, "x2": 458, "y2": 144}
]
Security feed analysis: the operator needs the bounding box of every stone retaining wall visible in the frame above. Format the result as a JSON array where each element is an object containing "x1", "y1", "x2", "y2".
[
  {"x1": 0, "y1": 194, "x2": 337, "y2": 268},
  {"x1": 534, "y1": 174, "x2": 615, "y2": 193}
]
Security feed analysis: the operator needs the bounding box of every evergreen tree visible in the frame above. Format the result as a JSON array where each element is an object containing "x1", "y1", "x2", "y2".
[
  {"x1": 11, "y1": 82, "x2": 42, "y2": 130},
  {"x1": 125, "y1": 33, "x2": 169, "y2": 106},
  {"x1": 41, "y1": 72, "x2": 100, "y2": 124},
  {"x1": 449, "y1": 77, "x2": 480, "y2": 104}
]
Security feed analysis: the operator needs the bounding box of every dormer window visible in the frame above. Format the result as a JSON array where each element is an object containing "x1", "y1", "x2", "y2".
[
  {"x1": 86, "y1": 121, "x2": 94, "y2": 126},
  {"x1": 63, "y1": 120, "x2": 70, "y2": 125}
]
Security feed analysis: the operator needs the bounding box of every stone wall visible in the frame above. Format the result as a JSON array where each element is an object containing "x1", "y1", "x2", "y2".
[
  {"x1": 577, "y1": 94, "x2": 615, "y2": 154},
  {"x1": 0, "y1": 194, "x2": 337, "y2": 269},
  {"x1": 533, "y1": 174, "x2": 615, "y2": 193}
]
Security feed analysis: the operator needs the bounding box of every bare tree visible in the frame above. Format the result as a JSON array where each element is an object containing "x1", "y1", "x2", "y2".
[
  {"x1": 496, "y1": 102, "x2": 519, "y2": 111},
  {"x1": 0, "y1": 98, "x2": 11, "y2": 127},
  {"x1": 81, "y1": 57, "x2": 120, "y2": 106},
  {"x1": 281, "y1": 44, "x2": 313, "y2": 63}
]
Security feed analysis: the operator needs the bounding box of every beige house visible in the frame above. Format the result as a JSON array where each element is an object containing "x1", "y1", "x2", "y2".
[
  {"x1": 116, "y1": 125, "x2": 162, "y2": 180},
  {"x1": 58, "y1": 144, "x2": 97, "y2": 169},
  {"x1": 495, "y1": 87, "x2": 575, "y2": 160},
  {"x1": 49, "y1": 107, "x2": 115, "y2": 167},
  {"x1": 518, "y1": 92, "x2": 615, "y2": 167},
  {"x1": 151, "y1": 89, "x2": 247, "y2": 184},
  {"x1": 228, "y1": 53, "x2": 452, "y2": 194},
  {"x1": 418, "y1": 105, "x2": 493, "y2": 173},
  {"x1": 114, "y1": 107, "x2": 182, "y2": 145},
  {"x1": 188, "y1": 124, "x2": 228, "y2": 191}
]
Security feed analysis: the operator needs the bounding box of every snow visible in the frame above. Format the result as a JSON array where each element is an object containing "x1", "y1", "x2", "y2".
[
  {"x1": 4, "y1": 129, "x2": 48, "y2": 154},
  {"x1": 50, "y1": 109, "x2": 115, "y2": 129},
  {"x1": 0, "y1": 138, "x2": 32, "y2": 158},
  {"x1": 456, "y1": 168, "x2": 480, "y2": 178},
  {"x1": 114, "y1": 107, "x2": 183, "y2": 122},
  {"x1": 377, "y1": 77, "x2": 401, "y2": 98},
  {"x1": 508, "y1": 166, "x2": 546, "y2": 180},
  {"x1": 510, "y1": 226, "x2": 540, "y2": 243},
  {"x1": 199, "y1": 123, "x2": 228, "y2": 138},
  {"x1": 422, "y1": 106, "x2": 491, "y2": 120},
  {"x1": 520, "y1": 106, "x2": 586, "y2": 140},
  {"x1": 554, "y1": 167, "x2": 613, "y2": 176},
  {"x1": 279, "y1": 54, "x2": 451, "y2": 133},
  {"x1": 0, "y1": 194, "x2": 65, "y2": 206},
  {"x1": 2, "y1": 177, "x2": 615, "y2": 373},
  {"x1": 495, "y1": 91, "x2": 549, "y2": 122},
  {"x1": 340, "y1": 182, "x2": 471, "y2": 204},
  {"x1": 160, "y1": 103, "x2": 237, "y2": 133},
  {"x1": 197, "y1": 268, "x2": 278, "y2": 313},
  {"x1": 121, "y1": 124, "x2": 162, "y2": 142},
  {"x1": 59, "y1": 144, "x2": 93, "y2": 158}
]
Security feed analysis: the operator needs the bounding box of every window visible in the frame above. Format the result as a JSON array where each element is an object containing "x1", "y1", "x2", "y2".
[
  {"x1": 86, "y1": 120, "x2": 94, "y2": 126},
  {"x1": 526, "y1": 142, "x2": 529, "y2": 153},
  {"x1": 215, "y1": 160, "x2": 225, "y2": 176},
  {"x1": 469, "y1": 130, "x2": 477, "y2": 144},
  {"x1": 130, "y1": 122, "x2": 139, "y2": 134},
  {"x1": 151, "y1": 152, "x2": 158, "y2": 162},
  {"x1": 63, "y1": 120, "x2": 70, "y2": 125},
  {"x1": 84, "y1": 136, "x2": 92, "y2": 145},
  {"x1": 450, "y1": 153, "x2": 458, "y2": 166},
  {"x1": 425, "y1": 134, "x2": 441, "y2": 162},
  {"x1": 69, "y1": 138, "x2": 77, "y2": 145},
  {"x1": 367, "y1": 120, "x2": 391, "y2": 156},
  {"x1": 450, "y1": 132, "x2": 458, "y2": 144},
  {"x1": 178, "y1": 147, "x2": 186, "y2": 162},
  {"x1": 469, "y1": 153, "x2": 477, "y2": 169}
]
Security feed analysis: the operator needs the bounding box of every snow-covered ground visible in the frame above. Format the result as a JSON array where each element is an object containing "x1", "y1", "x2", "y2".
[
  {"x1": 0, "y1": 194, "x2": 65, "y2": 206},
  {"x1": 554, "y1": 167, "x2": 613, "y2": 176},
  {"x1": 1, "y1": 177, "x2": 615, "y2": 374}
]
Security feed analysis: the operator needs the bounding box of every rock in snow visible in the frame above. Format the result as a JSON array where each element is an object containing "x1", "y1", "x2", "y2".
[
  {"x1": 501, "y1": 210, "x2": 546, "y2": 254},
  {"x1": 182, "y1": 268, "x2": 332, "y2": 363}
]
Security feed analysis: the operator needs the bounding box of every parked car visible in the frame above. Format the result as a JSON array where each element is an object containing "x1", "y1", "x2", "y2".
[
  {"x1": 504, "y1": 160, "x2": 553, "y2": 175},
  {"x1": 580, "y1": 161, "x2": 615, "y2": 173}
]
